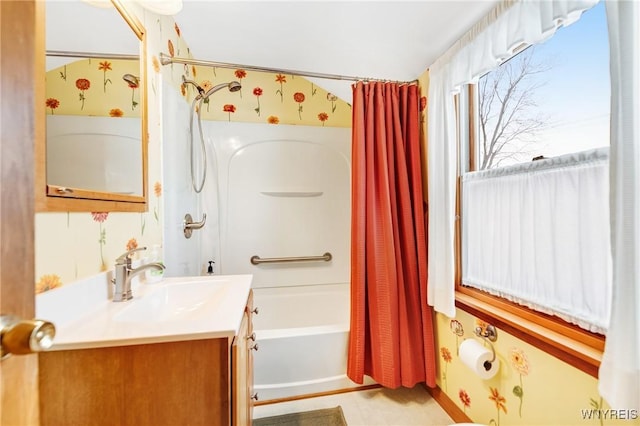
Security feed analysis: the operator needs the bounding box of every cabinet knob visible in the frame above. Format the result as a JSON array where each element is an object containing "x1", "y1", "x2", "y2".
[
  {"x1": 247, "y1": 332, "x2": 256, "y2": 341},
  {"x1": 251, "y1": 307, "x2": 259, "y2": 315},
  {"x1": 250, "y1": 342, "x2": 259, "y2": 351},
  {"x1": 251, "y1": 393, "x2": 259, "y2": 401}
]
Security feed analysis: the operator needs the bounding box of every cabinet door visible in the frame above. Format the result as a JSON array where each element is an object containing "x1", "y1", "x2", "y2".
[
  {"x1": 232, "y1": 309, "x2": 251, "y2": 425},
  {"x1": 246, "y1": 290, "x2": 255, "y2": 418}
]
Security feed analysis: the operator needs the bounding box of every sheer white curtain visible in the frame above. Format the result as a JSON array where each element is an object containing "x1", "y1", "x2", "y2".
[
  {"x1": 462, "y1": 148, "x2": 611, "y2": 334},
  {"x1": 426, "y1": 62, "x2": 457, "y2": 317},
  {"x1": 598, "y1": 0, "x2": 640, "y2": 409},
  {"x1": 427, "y1": 0, "x2": 599, "y2": 316}
]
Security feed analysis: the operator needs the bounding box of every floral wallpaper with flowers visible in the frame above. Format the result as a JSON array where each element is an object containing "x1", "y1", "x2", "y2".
[
  {"x1": 433, "y1": 309, "x2": 640, "y2": 426},
  {"x1": 153, "y1": 17, "x2": 351, "y2": 128},
  {"x1": 45, "y1": 59, "x2": 142, "y2": 118},
  {"x1": 172, "y1": 66, "x2": 351, "y2": 127}
]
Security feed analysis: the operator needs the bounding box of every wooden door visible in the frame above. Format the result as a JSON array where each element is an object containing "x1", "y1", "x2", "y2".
[{"x1": 0, "y1": 1, "x2": 43, "y2": 425}]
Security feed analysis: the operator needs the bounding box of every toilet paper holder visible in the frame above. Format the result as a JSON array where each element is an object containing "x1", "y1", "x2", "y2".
[{"x1": 474, "y1": 323, "x2": 498, "y2": 365}]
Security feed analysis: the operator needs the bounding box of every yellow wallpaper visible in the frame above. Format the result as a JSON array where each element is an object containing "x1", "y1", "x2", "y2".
[
  {"x1": 46, "y1": 59, "x2": 141, "y2": 117},
  {"x1": 35, "y1": 211, "x2": 162, "y2": 292},
  {"x1": 155, "y1": 20, "x2": 351, "y2": 127},
  {"x1": 177, "y1": 66, "x2": 351, "y2": 127},
  {"x1": 435, "y1": 310, "x2": 639, "y2": 426}
]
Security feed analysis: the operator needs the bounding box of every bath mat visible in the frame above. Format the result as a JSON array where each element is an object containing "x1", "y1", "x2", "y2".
[{"x1": 253, "y1": 406, "x2": 347, "y2": 426}]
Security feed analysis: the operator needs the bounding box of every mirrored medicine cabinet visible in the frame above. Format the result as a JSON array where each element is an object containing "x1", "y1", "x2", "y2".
[{"x1": 37, "y1": 0, "x2": 148, "y2": 212}]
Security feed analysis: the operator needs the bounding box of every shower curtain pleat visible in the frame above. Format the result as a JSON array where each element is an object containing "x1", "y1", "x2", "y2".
[{"x1": 348, "y1": 81, "x2": 436, "y2": 389}]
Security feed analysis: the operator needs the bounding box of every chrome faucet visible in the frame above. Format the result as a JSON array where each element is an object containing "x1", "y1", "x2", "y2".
[{"x1": 112, "y1": 247, "x2": 166, "y2": 302}]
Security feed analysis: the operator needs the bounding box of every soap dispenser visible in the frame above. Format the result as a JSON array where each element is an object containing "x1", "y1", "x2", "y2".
[{"x1": 207, "y1": 260, "x2": 215, "y2": 275}]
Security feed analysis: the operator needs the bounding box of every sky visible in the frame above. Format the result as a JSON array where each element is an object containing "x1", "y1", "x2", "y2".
[
  {"x1": 535, "y1": 1, "x2": 609, "y2": 156},
  {"x1": 481, "y1": 1, "x2": 610, "y2": 166}
]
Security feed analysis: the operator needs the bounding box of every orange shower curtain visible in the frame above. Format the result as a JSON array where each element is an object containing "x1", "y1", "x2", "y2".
[{"x1": 347, "y1": 81, "x2": 436, "y2": 389}]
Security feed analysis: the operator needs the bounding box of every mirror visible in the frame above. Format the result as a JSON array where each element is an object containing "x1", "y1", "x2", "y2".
[{"x1": 38, "y1": 0, "x2": 147, "y2": 212}]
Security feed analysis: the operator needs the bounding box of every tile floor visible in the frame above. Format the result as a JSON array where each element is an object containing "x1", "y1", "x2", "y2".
[{"x1": 253, "y1": 385, "x2": 454, "y2": 426}]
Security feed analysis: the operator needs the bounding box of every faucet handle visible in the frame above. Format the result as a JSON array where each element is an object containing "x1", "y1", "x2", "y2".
[{"x1": 115, "y1": 247, "x2": 147, "y2": 265}]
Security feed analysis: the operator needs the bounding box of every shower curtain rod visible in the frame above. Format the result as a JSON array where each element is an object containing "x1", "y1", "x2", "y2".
[
  {"x1": 159, "y1": 53, "x2": 417, "y2": 84},
  {"x1": 46, "y1": 50, "x2": 138, "y2": 61}
]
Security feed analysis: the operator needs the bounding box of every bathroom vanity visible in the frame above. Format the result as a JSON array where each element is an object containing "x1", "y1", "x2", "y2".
[{"x1": 37, "y1": 275, "x2": 255, "y2": 426}]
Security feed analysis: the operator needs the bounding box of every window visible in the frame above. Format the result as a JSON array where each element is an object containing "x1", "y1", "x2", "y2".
[
  {"x1": 474, "y1": 1, "x2": 610, "y2": 170},
  {"x1": 457, "y1": 2, "x2": 610, "y2": 351}
]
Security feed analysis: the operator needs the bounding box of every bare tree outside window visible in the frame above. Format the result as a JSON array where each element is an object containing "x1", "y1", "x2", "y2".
[{"x1": 478, "y1": 48, "x2": 552, "y2": 170}]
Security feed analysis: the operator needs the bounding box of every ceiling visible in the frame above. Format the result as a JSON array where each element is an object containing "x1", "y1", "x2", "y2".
[
  {"x1": 46, "y1": 1, "x2": 500, "y2": 101},
  {"x1": 173, "y1": 1, "x2": 499, "y2": 101}
]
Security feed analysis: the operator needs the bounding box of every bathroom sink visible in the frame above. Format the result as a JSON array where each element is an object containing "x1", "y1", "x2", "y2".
[
  {"x1": 38, "y1": 274, "x2": 253, "y2": 350},
  {"x1": 114, "y1": 280, "x2": 228, "y2": 323}
]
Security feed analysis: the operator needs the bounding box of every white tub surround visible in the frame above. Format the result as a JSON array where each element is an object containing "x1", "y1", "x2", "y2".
[
  {"x1": 36, "y1": 272, "x2": 252, "y2": 351},
  {"x1": 205, "y1": 121, "x2": 351, "y2": 290}
]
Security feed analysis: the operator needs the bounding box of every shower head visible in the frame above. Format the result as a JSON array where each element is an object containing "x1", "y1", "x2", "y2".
[
  {"x1": 122, "y1": 74, "x2": 139, "y2": 87},
  {"x1": 182, "y1": 75, "x2": 205, "y2": 97},
  {"x1": 228, "y1": 81, "x2": 241, "y2": 92},
  {"x1": 202, "y1": 81, "x2": 242, "y2": 99}
]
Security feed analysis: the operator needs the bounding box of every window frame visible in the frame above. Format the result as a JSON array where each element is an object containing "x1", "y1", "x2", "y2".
[{"x1": 454, "y1": 84, "x2": 605, "y2": 378}]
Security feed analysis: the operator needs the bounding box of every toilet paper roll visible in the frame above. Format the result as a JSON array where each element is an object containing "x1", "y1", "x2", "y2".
[{"x1": 459, "y1": 338, "x2": 499, "y2": 380}]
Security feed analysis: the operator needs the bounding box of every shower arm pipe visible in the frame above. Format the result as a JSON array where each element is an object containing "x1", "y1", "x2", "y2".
[
  {"x1": 199, "y1": 81, "x2": 236, "y2": 100},
  {"x1": 250, "y1": 252, "x2": 332, "y2": 265},
  {"x1": 46, "y1": 50, "x2": 139, "y2": 61},
  {"x1": 159, "y1": 53, "x2": 417, "y2": 84}
]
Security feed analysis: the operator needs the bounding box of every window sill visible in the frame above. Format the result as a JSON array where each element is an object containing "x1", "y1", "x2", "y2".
[{"x1": 455, "y1": 290, "x2": 603, "y2": 378}]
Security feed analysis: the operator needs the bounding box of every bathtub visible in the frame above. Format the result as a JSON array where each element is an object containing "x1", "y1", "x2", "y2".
[{"x1": 252, "y1": 282, "x2": 375, "y2": 401}]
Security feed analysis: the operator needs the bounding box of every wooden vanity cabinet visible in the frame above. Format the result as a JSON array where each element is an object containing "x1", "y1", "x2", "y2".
[{"x1": 39, "y1": 291, "x2": 254, "y2": 426}]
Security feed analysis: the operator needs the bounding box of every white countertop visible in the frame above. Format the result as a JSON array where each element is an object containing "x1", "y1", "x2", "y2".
[{"x1": 36, "y1": 273, "x2": 253, "y2": 351}]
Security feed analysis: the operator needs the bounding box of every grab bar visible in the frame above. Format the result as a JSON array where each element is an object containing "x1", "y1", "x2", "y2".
[{"x1": 250, "y1": 252, "x2": 332, "y2": 265}]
